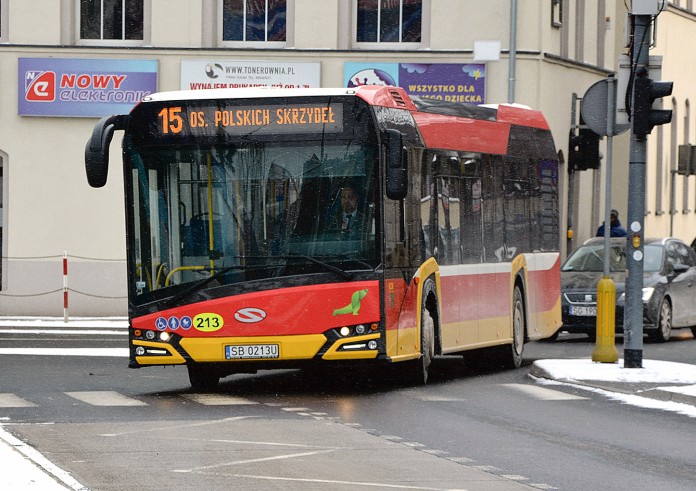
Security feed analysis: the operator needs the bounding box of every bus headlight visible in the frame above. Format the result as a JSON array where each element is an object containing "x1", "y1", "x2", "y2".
[
  {"x1": 339, "y1": 326, "x2": 351, "y2": 337},
  {"x1": 159, "y1": 332, "x2": 171, "y2": 342},
  {"x1": 135, "y1": 346, "x2": 145, "y2": 356},
  {"x1": 367, "y1": 340, "x2": 377, "y2": 350},
  {"x1": 145, "y1": 330, "x2": 156, "y2": 340}
]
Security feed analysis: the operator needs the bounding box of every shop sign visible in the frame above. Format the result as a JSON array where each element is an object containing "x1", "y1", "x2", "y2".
[{"x1": 19, "y1": 58, "x2": 158, "y2": 117}]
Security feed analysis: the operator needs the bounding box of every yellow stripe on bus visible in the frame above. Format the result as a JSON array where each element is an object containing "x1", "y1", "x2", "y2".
[
  {"x1": 133, "y1": 340, "x2": 187, "y2": 365},
  {"x1": 179, "y1": 334, "x2": 328, "y2": 362}
]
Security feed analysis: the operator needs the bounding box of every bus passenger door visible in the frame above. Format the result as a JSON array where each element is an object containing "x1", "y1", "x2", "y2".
[
  {"x1": 459, "y1": 174, "x2": 483, "y2": 346},
  {"x1": 433, "y1": 174, "x2": 468, "y2": 351},
  {"x1": 479, "y1": 156, "x2": 509, "y2": 344}
]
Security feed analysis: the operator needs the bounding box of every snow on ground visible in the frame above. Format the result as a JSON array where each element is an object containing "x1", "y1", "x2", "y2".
[
  {"x1": 532, "y1": 358, "x2": 696, "y2": 419},
  {"x1": 533, "y1": 358, "x2": 696, "y2": 384}
]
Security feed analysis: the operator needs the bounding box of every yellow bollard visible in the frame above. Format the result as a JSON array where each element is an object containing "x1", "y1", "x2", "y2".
[{"x1": 592, "y1": 276, "x2": 619, "y2": 363}]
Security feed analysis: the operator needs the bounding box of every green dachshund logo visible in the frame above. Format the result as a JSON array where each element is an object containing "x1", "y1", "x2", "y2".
[{"x1": 333, "y1": 289, "x2": 368, "y2": 316}]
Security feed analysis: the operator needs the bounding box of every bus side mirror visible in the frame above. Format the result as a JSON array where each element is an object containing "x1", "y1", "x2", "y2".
[
  {"x1": 85, "y1": 115, "x2": 126, "y2": 188},
  {"x1": 385, "y1": 129, "x2": 407, "y2": 200}
]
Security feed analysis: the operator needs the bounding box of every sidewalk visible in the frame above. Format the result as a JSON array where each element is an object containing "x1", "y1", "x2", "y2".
[
  {"x1": 0, "y1": 427, "x2": 84, "y2": 490},
  {"x1": 0, "y1": 316, "x2": 127, "y2": 329},
  {"x1": 530, "y1": 358, "x2": 696, "y2": 408}
]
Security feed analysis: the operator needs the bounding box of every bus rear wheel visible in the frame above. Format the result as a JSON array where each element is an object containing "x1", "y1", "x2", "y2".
[{"x1": 187, "y1": 363, "x2": 220, "y2": 390}]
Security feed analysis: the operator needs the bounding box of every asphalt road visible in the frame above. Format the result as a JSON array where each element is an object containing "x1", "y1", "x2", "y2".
[{"x1": 2, "y1": 325, "x2": 696, "y2": 490}]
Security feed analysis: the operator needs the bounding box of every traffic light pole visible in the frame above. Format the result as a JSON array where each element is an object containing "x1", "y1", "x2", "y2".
[{"x1": 624, "y1": 14, "x2": 651, "y2": 369}]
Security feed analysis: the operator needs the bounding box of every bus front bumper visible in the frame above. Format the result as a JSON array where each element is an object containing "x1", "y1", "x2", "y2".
[{"x1": 130, "y1": 332, "x2": 381, "y2": 367}]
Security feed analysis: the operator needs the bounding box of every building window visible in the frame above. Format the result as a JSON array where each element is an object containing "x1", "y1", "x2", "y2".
[
  {"x1": 221, "y1": 0, "x2": 286, "y2": 44},
  {"x1": 355, "y1": 0, "x2": 422, "y2": 45},
  {"x1": 551, "y1": 0, "x2": 563, "y2": 28},
  {"x1": 80, "y1": 0, "x2": 143, "y2": 41}
]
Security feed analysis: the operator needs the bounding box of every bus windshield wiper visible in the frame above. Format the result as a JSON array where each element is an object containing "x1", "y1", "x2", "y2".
[
  {"x1": 161, "y1": 254, "x2": 356, "y2": 309},
  {"x1": 232, "y1": 254, "x2": 355, "y2": 280},
  {"x1": 283, "y1": 253, "x2": 354, "y2": 280},
  {"x1": 161, "y1": 264, "x2": 253, "y2": 308}
]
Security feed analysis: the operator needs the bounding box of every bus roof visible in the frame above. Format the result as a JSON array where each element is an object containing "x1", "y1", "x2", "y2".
[
  {"x1": 142, "y1": 87, "x2": 368, "y2": 103},
  {"x1": 141, "y1": 86, "x2": 549, "y2": 128},
  {"x1": 138, "y1": 86, "x2": 553, "y2": 154}
]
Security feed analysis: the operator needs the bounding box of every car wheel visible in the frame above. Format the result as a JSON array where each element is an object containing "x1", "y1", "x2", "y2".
[
  {"x1": 650, "y1": 298, "x2": 672, "y2": 343},
  {"x1": 501, "y1": 286, "x2": 525, "y2": 369},
  {"x1": 187, "y1": 363, "x2": 220, "y2": 390}
]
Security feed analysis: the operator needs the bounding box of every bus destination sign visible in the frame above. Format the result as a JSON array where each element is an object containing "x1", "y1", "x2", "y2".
[{"x1": 154, "y1": 102, "x2": 344, "y2": 137}]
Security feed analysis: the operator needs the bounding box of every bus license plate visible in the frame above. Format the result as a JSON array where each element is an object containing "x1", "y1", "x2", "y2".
[
  {"x1": 225, "y1": 344, "x2": 279, "y2": 359},
  {"x1": 570, "y1": 305, "x2": 596, "y2": 316}
]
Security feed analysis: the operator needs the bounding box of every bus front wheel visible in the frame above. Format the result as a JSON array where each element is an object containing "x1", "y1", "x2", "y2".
[
  {"x1": 187, "y1": 363, "x2": 220, "y2": 390},
  {"x1": 412, "y1": 278, "x2": 437, "y2": 385}
]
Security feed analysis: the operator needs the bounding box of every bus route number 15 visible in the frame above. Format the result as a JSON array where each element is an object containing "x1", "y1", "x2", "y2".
[{"x1": 158, "y1": 106, "x2": 183, "y2": 134}]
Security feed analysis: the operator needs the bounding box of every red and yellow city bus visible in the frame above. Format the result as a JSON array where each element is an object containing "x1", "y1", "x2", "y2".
[{"x1": 85, "y1": 85, "x2": 561, "y2": 388}]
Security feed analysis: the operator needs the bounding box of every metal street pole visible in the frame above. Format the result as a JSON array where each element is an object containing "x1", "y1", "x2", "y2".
[{"x1": 624, "y1": 14, "x2": 651, "y2": 369}]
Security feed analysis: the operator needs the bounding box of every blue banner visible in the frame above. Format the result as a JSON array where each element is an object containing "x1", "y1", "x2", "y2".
[
  {"x1": 18, "y1": 58, "x2": 158, "y2": 117},
  {"x1": 344, "y1": 62, "x2": 486, "y2": 104}
]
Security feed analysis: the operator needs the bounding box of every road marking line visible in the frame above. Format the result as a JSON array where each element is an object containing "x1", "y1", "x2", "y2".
[
  {"x1": 0, "y1": 393, "x2": 37, "y2": 408},
  {"x1": 207, "y1": 472, "x2": 471, "y2": 490},
  {"x1": 173, "y1": 449, "x2": 337, "y2": 473},
  {"x1": 100, "y1": 416, "x2": 255, "y2": 437},
  {"x1": 180, "y1": 394, "x2": 258, "y2": 405},
  {"x1": 0, "y1": 329, "x2": 126, "y2": 335},
  {"x1": 379, "y1": 435, "x2": 403, "y2": 441},
  {"x1": 448, "y1": 457, "x2": 476, "y2": 464},
  {"x1": 417, "y1": 395, "x2": 468, "y2": 402},
  {"x1": 0, "y1": 425, "x2": 89, "y2": 491},
  {"x1": 402, "y1": 441, "x2": 426, "y2": 448},
  {"x1": 156, "y1": 435, "x2": 340, "y2": 450},
  {"x1": 0, "y1": 348, "x2": 128, "y2": 357},
  {"x1": 502, "y1": 474, "x2": 529, "y2": 481},
  {"x1": 501, "y1": 383, "x2": 588, "y2": 401},
  {"x1": 420, "y1": 449, "x2": 448, "y2": 456},
  {"x1": 64, "y1": 391, "x2": 147, "y2": 407}
]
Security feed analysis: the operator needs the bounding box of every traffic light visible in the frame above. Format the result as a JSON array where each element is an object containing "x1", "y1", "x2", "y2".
[
  {"x1": 569, "y1": 127, "x2": 602, "y2": 171},
  {"x1": 633, "y1": 71, "x2": 673, "y2": 139}
]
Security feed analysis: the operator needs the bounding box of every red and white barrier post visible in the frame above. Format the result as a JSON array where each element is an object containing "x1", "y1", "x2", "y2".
[{"x1": 63, "y1": 251, "x2": 69, "y2": 323}]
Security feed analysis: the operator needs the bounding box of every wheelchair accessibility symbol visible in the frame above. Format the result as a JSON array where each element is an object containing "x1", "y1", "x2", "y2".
[{"x1": 155, "y1": 317, "x2": 167, "y2": 331}]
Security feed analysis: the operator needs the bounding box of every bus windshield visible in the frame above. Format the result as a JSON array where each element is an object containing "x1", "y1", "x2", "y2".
[{"x1": 125, "y1": 136, "x2": 379, "y2": 305}]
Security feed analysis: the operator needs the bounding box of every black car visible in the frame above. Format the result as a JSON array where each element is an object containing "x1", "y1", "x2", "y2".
[{"x1": 559, "y1": 237, "x2": 696, "y2": 341}]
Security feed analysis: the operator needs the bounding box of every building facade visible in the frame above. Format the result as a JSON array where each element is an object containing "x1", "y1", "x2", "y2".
[{"x1": 0, "y1": 0, "x2": 693, "y2": 317}]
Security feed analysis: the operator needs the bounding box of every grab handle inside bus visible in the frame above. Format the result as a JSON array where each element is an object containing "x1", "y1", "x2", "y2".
[
  {"x1": 385, "y1": 129, "x2": 407, "y2": 200},
  {"x1": 85, "y1": 114, "x2": 127, "y2": 188}
]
